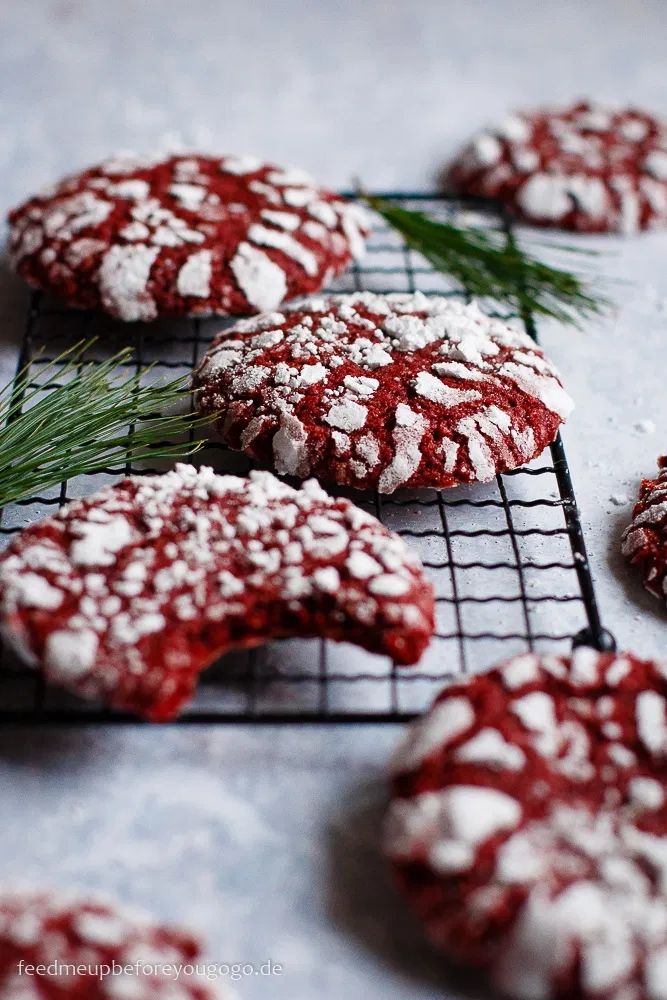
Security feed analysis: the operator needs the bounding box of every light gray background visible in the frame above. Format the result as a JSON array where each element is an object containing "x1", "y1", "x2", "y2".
[{"x1": 1, "y1": 2, "x2": 666, "y2": 998}]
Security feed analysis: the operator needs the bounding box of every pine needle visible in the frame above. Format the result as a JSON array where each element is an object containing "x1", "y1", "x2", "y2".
[
  {"x1": 0, "y1": 343, "x2": 209, "y2": 508},
  {"x1": 362, "y1": 193, "x2": 608, "y2": 327}
]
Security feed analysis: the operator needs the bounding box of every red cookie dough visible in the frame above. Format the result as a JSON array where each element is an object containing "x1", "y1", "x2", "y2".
[
  {"x1": 7, "y1": 153, "x2": 368, "y2": 321},
  {"x1": 447, "y1": 101, "x2": 667, "y2": 233},
  {"x1": 0, "y1": 886, "x2": 227, "y2": 998},
  {"x1": 194, "y1": 292, "x2": 573, "y2": 493},
  {"x1": 622, "y1": 455, "x2": 667, "y2": 606},
  {"x1": 385, "y1": 649, "x2": 667, "y2": 1000},
  {"x1": 0, "y1": 465, "x2": 434, "y2": 720}
]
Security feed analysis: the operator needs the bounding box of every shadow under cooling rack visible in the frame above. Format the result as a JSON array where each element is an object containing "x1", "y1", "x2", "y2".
[{"x1": 0, "y1": 193, "x2": 611, "y2": 724}]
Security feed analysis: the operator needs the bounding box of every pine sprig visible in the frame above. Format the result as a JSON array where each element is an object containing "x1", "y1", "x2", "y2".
[
  {"x1": 0, "y1": 343, "x2": 209, "y2": 508},
  {"x1": 362, "y1": 194, "x2": 607, "y2": 327}
]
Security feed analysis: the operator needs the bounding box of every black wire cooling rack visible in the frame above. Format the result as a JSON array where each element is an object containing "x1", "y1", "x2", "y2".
[{"x1": 0, "y1": 193, "x2": 614, "y2": 724}]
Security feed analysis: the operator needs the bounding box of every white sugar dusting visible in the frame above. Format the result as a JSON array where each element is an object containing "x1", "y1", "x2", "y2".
[
  {"x1": 219, "y1": 154, "x2": 262, "y2": 175},
  {"x1": 518, "y1": 173, "x2": 609, "y2": 221},
  {"x1": 272, "y1": 411, "x2": 310, "y2": 476},
  {"x1": 391, "y1": 696, "x2": 474, "y2": 774},
  {"x1": 500, "y1": 360, "x2": 574, "y2": 420},
  {"x1": 230, "y1": 242, "x2": 287, "y2": 311},
  {"x1": 454, "y1": 727, "x2": 526, "y2": 770},
  {"x1": 98, "y1": 244, "x2": 159, "y2": 322},
  {"x1": 501, "y1": 653, "x2": 541, "y2": 689},
  {"x1": 248, "y1": 223, "x2": 318, "y2": 276},
  {"x1": 66, "y1": 237, "x2": 106, "y2": 267},
  {"x1": 69, "y1": 516, "x2": 134, "y2": 567},
  {"x1": 385, "y1": 786, "x2": 521, "y2": 874},
  {"x1": 324, "y1": 400, "x2": 367, "y2": 432},
  {"x1": 414, "y1": 371, "x2": 481, "y2": 407},
  {"x1": 260, "y1": 209, "x2": 301, "y2": 231},
  {"x1": 177, "y1": 249, "x2": 213, "y2": 298},
  {"x1": 44, "y1": 629, "x2": 98, "y2": 679},
  {"x1": 2, "y1": 572, "x2": 63, "y2": 610},
  {"x1": 378, "y1": 404, "x2": 427, "y2": 494},
  {"x1": 168, "y1": 182, "x2": 206, "y2": 211},
  {"x1": 637, "y1": 690, "x2": 667, "y2": 754},
  {"x1": 456, "y1": 415, "x2": 497, "y2": 480}
]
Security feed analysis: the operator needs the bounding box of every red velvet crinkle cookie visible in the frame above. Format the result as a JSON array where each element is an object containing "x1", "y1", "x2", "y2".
[
  {"x1": 7, "y1": 153, "x2": 368, "y2": 320},
  {"x1": 194, "y1": 292, "x2": 573, "y2": 492},
  {"x1": 385, "y1": 649, "x2": 667, "y2": 1000},
  {"x1": 0, "y1": 886, "x2": 228, "y2": 998},
  {"x1": 622, "y1": 455, "x2": 667, "y2": 606},
  {"x1": 448, "y1": 100, "x2": 667, "y2": 233},
  {"x1": 0, "y1": 465, "x2": 434, "y2": 720}
]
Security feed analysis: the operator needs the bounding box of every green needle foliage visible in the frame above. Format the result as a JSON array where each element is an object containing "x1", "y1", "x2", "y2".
[
  {"x1": 362, "y1": 194, "x2": 608, "y2": 327},
  {"x1": 0, "y1": 343, "x2": 208, "y2": 508}
]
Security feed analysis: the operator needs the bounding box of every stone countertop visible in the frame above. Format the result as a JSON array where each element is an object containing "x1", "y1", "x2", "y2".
[{"x1": 0, "y1": 2, "x2": 666, "y2": 998}]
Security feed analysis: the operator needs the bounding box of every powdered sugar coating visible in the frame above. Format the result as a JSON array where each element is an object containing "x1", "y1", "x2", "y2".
[
  {"x1": 0, "y1": 465, "x2": 434, "y2": 720},
  {"x1": 7, "y1": 154, "x2": 369, "y2": 321},
  {"x1": 448, "y1": 100, "x2": 667, "y2": 233},
  {"x1": 194, "y1": 292, "x2": 573, "y2": 493},
  {"x1": 622, "y1": 455, "x2": 667, "y2": 608},
  {"x1": 385, "y1": 649, "x2": 667, "y2": 1000},
  {"x1": 0, "y1": 886, "x2": 229, "y2": 998}
]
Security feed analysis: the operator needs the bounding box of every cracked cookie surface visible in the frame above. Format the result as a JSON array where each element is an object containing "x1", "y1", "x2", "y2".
[
  {"x1": 448, "y1": 101, "x2": 667, "y2": 233},
  {"x1": 386, "y1": 648, "x2": 667, "y2": 1000},
  {"x1": 0, "y1": 465, "x2": 434, "y2": 719},
  {"x1": 194, "y1": 292, "x2": 573, "y2": 492},
  {"x1": 8, "y1": 154, "x2": 368, "y2": 320}
]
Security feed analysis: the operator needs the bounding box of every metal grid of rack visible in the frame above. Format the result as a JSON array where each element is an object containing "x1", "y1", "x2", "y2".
[{"x1": 0, "y1": 194, "x2": 612, "y2": 723}]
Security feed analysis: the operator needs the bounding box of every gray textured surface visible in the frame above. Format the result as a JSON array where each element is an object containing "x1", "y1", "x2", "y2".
[{"x1": 1, "y1": 2, "x2": 667, "y2": 998}]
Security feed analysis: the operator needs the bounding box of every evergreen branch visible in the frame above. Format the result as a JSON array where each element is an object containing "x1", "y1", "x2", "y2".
[
  {"x1": 362, "y1": 194, "x2": 608, "y2": 327},
  {"x1": 0, "y1": 343, "x2": 209, "y2": 508}
]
